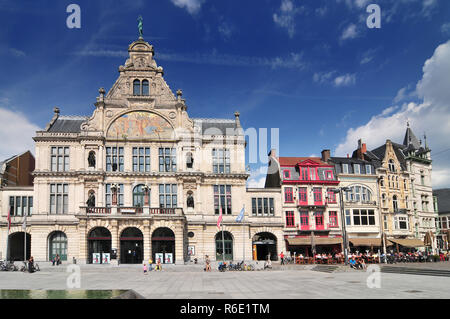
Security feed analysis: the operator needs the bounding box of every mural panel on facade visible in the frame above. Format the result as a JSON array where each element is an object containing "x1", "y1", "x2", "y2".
[{"x1": 107, "y1": 111, "x2": 173, "y2": 139}]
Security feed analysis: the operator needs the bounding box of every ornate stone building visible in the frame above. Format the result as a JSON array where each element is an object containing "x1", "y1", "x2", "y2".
[{"x1": 0, "y1": 36, "x2": 285, "y2": 264}]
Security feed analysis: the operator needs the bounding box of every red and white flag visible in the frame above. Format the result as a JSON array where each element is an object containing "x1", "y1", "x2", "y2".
[{"x1": 217, "y1": 207, "x2": 223, "y2": 231}]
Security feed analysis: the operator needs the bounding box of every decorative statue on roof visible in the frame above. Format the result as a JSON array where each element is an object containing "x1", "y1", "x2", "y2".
[{"x1": 138, "y1": 15, "x2": 143, "y2": 39}]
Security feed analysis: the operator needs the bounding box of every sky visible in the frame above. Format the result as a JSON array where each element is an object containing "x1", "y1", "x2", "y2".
[{"x1": 0, "y1": 0, "x2": 449, "y2": 188}]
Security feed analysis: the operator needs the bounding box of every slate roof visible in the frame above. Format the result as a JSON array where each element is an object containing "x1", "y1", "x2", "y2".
[
  {"x1": 47, "y1": 116, "x2": 88, "y2": 133},
  {"x1": 278, "y1": 157, "x2": 327, "y2": 166},
  {"x1": 433, "y1": 189, "x2": 450, "y2": 214},
  {"x1": 192, "y1": 118, "x2": 239, "y2": 135}
]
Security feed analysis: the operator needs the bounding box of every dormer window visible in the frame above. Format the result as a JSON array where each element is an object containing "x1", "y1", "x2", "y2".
[
  {"x1": 353, "y1": 164, "x2": 360, "y2": 174},
  {"x1": 342, "y1": 163, "x2": 349, "y2": 174},
  {"x1": 283, "y1": 170, "x2": 291, "y2": 179},
  {"x1": 388, "y1": 159, "x2": 395, "y2": 173}
]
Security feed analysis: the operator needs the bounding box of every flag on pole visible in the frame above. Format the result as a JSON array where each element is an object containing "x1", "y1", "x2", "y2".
[
  {"x1": 7, "y1": 206, "x2": 12, "y2": 231},
  {"x1": 217, "y1": 207, "x2": 223, "y2": 231},
  {"x1": 236, "y1": 206, "x2": 245, "y2": 223}
]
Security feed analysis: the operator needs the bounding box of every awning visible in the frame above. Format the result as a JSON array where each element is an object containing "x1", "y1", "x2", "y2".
[
  {"x1": 286, "y1": 237, "x2": 342, "y2": 246},
  {"x1": 349, "y1": 238, "x2": 382, "y2": 247},
  {"x1": 389, "y1": 238, "x2": 425, "y2": 247}
]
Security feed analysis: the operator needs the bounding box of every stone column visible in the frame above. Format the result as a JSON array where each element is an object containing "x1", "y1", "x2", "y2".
[
  {"x1": 111, "y1": 220, "x2": 119, "y2": 266},
  {"x1": 143, "y1": 220, "x2": 150, "y2": 262},
  {"x1": 175, "y1": 223, "x2": 185, "y2": 265},
  {"x1": 78, "y1": 220, "x2": 88, "y2": 264}
]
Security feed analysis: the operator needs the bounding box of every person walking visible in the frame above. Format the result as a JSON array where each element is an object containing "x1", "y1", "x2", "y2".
[
  {"x1": 205, "y1": 255, "x2": 211, "y2": 272},
  {"x1": 280, "y1": 251, "x2": 285, "y2": 265},
  {"x1": 28, "y1": 256, "x2": 35, "y2": 273},
  {"x1": 156, "y1": 258, "x2": 162, "y2": 271},
  {"x1": 148, "y1": 257, "x2": 153, "y2": 271},
  {"x1": 143, "y1": 262, "x2": 147, "y2": 275}
]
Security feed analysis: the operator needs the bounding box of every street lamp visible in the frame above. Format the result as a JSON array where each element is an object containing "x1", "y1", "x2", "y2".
[{"x1": 333, "y1": 187, "x2": 351, "y2": 265}]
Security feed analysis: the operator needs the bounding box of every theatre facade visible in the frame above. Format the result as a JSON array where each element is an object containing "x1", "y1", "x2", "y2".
[{"x1": 0, "y1": 36, "x2": 285, "y2": 264}]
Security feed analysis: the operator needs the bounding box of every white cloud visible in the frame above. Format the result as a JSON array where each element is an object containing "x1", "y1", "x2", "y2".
[
  {"x1": 218, "y1": 21, "x2": 233, "y2": 41},
  {"x1": 273, "y1": 0, "x2": 305, "y2": 38},
  {"x1": 334, "y1": 73, "x2": 356, "y2": 87},
  {"x1": 441, "y1": 22, "x2": 450, "y2": 35},
  {"x1": 340, "y1": 24, "x2": 359, "y2": 41},
  {"x1": 247, "y1": 166, "x2": 267, "y2": 188},
  {"x1": 313, "y1": 71, "x2": 336, "y2": 84},
  {"x1": 170, "y1": 0, "x2": 204, "y2": 15},
  {"x1": 0, "y1": 106, "x2": 40, "y2": 160},
  {"x1": 335, "y1": 40, "x2": 450, "y2": 188}
]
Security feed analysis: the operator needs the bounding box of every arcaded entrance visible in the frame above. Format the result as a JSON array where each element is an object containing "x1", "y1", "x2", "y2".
[
  {"x1": 87, "y1": 227, "x2": 111, "y2": 264},
  {"x1": 120, "y1": 227, "x2": 144, "y2": 264},
  {"x1": 252, "y1": 232, "x2": 277, "y2": 261},
  {"x1": 152, "y1": 227, "x2": 175, "y2": 264},
  {"x1": 8, "y1": 232, "x2": 31, "y2": 261}
]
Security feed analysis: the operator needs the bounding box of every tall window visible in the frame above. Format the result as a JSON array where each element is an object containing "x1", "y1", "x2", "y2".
[
  {"x1": 421, "y1": 173, "x2": 425, "y2": 185},
  {"x1": 159, "y1": 184, "x2": 177, "y2": 208},
  {"x1": 105, "y1": 184, "x2": 124, "y2": 207},
  {"x1": 50, "y1": 184, "x2": 68, "y2": 214},
  {"x1": 142, "y1": 80, "x2": 149, "y2": 96},
  {"x1": 393, "y1": 195, "x2": 398, "y2": 212},
  {"x1": 132, "y1": 147, "x2": 150, "y2": 172},
  {"x1": 383, "y1": 215, "x2": 388, "y2": 230},
  {"x1": 284, "y1": 187, "x2": 293, "y2": 203},
  {"x1": 327, "y1": 189, "x2": 336, "y2": 204},
  {"x1": 51, "y1": 147, "x2": 70, "y2": 172},
  {"x1": 313, "y1": 187, "x2": 322, "y2": 204},
  {"x1": 315, "y1": 212, "x2": 324, "y2": 229},
  {"x1": 298, "y1": 187, "x2": 307, "y2": 205},
  {"x1": 365, "y1": 165, "x2": 372, "y2": 175},
  {"x1": 403, "y1": 179, "x2": 407, "y2": 190},
  {"x1": 285, "y1": 211, "x2": 295, "y2": 228},
  {"x1": 300, "y1": 211, "x2": 309, "y2": 229},
  {"x1": 133, "y1": 79, "x2": 141, "y2": 95},
  {"x1": 251, "y1": 197, "x2": 274, "y2": 216},
  {"x1": 159, "y1": 148, "x2": 176, "y2": 172},
  {"x1": 9, "y1": 196, "x2": 33, "y2": 216},
  {"x1": 353, "y1": 164, "x2": 360, "y2": 174},
  {"x1": 300, "y1": 167, "x2": 308, "y2": 180},
  {"x1": 329, "y1": 211, "x2": 338, "y2": 227},
  {"x1": 214, "y1": 185, "x2": 231, "y2": 215},
  {"x1": 380, "y1": 176, "x2": 384, "y2": 187},
  {"x1": 212, "y1": 149, "x2": 230, "y2": 174},
  {"x1": 133, "y1": 184, "x2": 146, "y2": 207},
  {"x1": 345, "y1": 209, "x2": 351, "y2": 226},
  {"x1": 106, "y1": 147, "x2": 124, "y2": 172}
]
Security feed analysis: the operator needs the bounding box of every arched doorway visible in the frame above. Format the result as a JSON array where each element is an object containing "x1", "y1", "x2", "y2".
[
  {"x1": 252, "y1": 232, "x2": 277, "y2": 261},
  {"x1": 152, "y1": 227, "x2": 175, "y2": 264},
  {"x1": 133, "y1": 184, "x2": 145, "y2": 207},
  {"x1": 48, "y1": 231, "x2": 68, "y2": 261},
  {"x1": 215, "y1": 231, "x2": 233, "y2": 261},
  {"x1": 8, "y1": 232, "x2": 31, "y2": 261},
  {"x1": 120, "y1": 227, "x2": 144, "y2": 264},
  {"x1": 87, "y1": 227, "x2": 111, "y2": 264}
]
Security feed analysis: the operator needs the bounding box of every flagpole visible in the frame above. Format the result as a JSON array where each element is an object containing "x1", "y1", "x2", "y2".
[
  {"x1": 6, "y1": 206, "x2": 11, "y2": 262},
  {"x1": 221, "y1": 208, "x2": 225, "y2": 262},
  {"x1": 23, "y1": 213, "x2": 27, "y2": 261}
]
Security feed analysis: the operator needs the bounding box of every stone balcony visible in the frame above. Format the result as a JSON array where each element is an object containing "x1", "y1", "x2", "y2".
[{"x1": 79, "y1": 206, "x2": 184, "y2": 217}]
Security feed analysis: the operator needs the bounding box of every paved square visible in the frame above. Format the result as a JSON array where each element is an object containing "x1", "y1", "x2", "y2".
[{"x1": 0, "y1": 263, "x2": 449, "y2": 299}]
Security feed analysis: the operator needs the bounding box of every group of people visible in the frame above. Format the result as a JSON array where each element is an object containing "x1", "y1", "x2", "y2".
[
  {"x1": 143, "y1": 258, "x2": 162, "y2": 274},
  {"x1": 52, "y1": 254, "x2": 62, "y2": 266}
]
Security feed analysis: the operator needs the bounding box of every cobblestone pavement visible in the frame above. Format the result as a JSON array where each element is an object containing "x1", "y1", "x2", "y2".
[{"x1": 1, "y1": 263, "x2": 449, "y2": 299}]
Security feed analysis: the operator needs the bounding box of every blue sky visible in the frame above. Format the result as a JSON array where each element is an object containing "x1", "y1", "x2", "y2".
[{"x1": 0, "y1": 0, "x2": 450, "y2": 187}]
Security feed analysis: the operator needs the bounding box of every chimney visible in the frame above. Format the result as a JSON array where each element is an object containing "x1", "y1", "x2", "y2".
[
  {"x1": 234, "y1": 111, "x2": 241, "y2": 128},
  {"x1": 321, "y1": 149, "x2": 330, "y2": 162},
  {"x1": 356, "y1": 139, "x2": 367, "y2": 160}
]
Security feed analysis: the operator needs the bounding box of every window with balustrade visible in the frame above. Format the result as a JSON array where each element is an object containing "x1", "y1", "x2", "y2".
[
  {"x1": 159, "y1": 184, "x2": 177, "y2": 208},
  {"x1": 105, "y1": 184, "x2": 124, "y2": 207},
  {"x1": 300, "y1": 211, "x2": 309, "y2": 229},
  {"x1": 313, "y1": 188, "x2": 322, "y2": 205},
  {"x1": 298, "y1": 187, "x2": 307, "y2": 205}
]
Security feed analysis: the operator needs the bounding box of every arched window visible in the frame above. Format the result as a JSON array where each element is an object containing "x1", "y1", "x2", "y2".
[
  {"x1": 133, "y1": 79, "x2": 141, "y2": 96},
  {"x1": 215, "y1": 231, "x2": 233, "y2": 261},
  {"x1": 49, "y1": 231, "x2": 68, "y2": 261},
  {"x1": 347, "y1": 185, "x2": 372, "y2": 203},
  {"x1": 133, "y1": 184, "x2": 146, "y2": 207},
  {"x1": 393, "y1": 195, "x2": 398, "y2": 212},
  {"x1": 142, "y1": 80, "x2": 149, "y2": 96}
]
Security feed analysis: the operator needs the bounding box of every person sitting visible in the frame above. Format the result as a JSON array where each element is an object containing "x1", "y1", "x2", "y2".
[
  {"x1": 156, "y1": 258, "x2": 162, "y2": 271},
  {"x1": 218, "y1": 261, "x2": 227, "y2": 272},
  {"x1": 359, "y1": 258, "x2": 367, "y2": 269},
  {"x1": 349, "y1": 257, "x2": 357, "y2": 269}
]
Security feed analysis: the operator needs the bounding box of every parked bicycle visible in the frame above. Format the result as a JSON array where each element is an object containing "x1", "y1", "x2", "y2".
[{"x1": 0, "y1": 260, "x2": 18, "y2": 271}]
